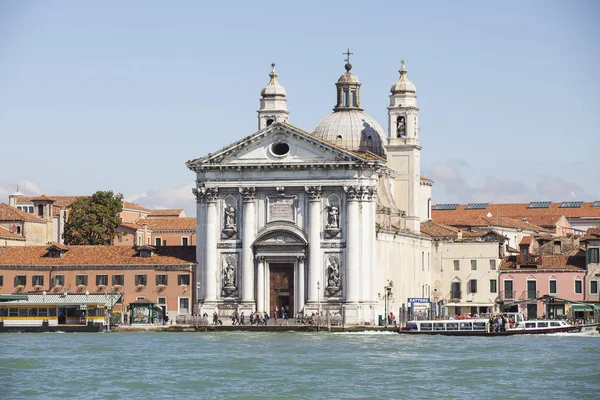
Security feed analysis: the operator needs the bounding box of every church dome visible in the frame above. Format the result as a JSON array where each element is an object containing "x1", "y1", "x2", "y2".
[
  {"x1": 312, "y1": 110, "x2": 386, "y2": 156},
  {"x1": 261, "y1": 65, "x2": 287, "y2": 97},
  {"x1": 390, "y1": 64, "x2": 416, "y2": 94}
]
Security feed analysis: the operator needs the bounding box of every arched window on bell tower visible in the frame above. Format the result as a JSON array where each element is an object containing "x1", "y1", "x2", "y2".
[
  {"x1": 266, "y1": 119, "x2": 274, "y2": 126},
  {"x1": 396, "y1": 116, "x2": 406, "y2": 137},
  {"x1": 38, "y1": 204, "x2": 44, "y2": 217}
]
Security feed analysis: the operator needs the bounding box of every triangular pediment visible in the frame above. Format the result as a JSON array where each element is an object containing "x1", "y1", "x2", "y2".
[{"x1": 186, "y1": 122, "x2": 384, "y2": 170}]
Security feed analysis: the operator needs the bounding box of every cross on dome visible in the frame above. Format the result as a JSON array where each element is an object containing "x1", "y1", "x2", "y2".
[{"x1": 343, "y1": 48, "x2": 353, "y2": 63}]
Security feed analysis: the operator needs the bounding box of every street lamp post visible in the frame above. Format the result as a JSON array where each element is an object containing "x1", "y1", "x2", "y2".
[
  {"x1": 378, "y1": 280, "x2": 393, "y2": 328},
  {"x1": 317, "y1": 281, "x2": 321, "y2": 332}
]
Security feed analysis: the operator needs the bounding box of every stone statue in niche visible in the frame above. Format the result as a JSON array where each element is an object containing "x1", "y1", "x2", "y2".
[
  {"x1": 397, "y1": 116, "x2": 406, "y2": 138},
  {"x1": 222, "y1": 259, "x2": 236, "y2": 288},
  {"x1": 325, "y1": 257, "x2": 341, "y2": 296},
  {"x1": 325, "y1": 203, "x2": 341, "y2": 238},
  {"x1": 326, "y1": 258, "x2": 340, "y2": 288},
  {"x1": 222, "y1": 206, "x2": 237, "y2": 238}
]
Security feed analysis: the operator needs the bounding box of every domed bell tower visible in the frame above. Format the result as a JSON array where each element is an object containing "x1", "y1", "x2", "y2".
[
  {"x1": 258, "y1": 63, "x2": 289, "y2": 130},
  {"x1": 386, "y1": 61, "x2": 422, "y2": 233}
]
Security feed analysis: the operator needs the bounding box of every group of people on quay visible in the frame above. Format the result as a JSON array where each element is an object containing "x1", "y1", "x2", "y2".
[{"x1": 228, "y1": 311, "x2": 272, "y2": 326}]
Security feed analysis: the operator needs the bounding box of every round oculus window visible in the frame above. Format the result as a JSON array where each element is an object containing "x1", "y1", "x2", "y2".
[{"x1": 270, "y1": 142, "x2": 290, "y2": 157}]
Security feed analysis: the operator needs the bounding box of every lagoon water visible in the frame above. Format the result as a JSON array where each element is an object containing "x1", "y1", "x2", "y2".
[{"x1": 1, "y1": 331, "x2": 599, "y2": 399}]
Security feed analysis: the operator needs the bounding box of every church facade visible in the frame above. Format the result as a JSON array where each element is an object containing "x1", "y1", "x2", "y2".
[{"x1": 187, "y1": 59, "x2": 433, "y2": 324}]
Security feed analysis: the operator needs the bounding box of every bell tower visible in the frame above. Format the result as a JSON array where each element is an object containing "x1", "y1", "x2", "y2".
[
  {"x1": 386, "y1": 61, "x2": 422, "y2": 233},
  {"x1": 257, "y1": 63, "x2": 289, "y2": 130}
]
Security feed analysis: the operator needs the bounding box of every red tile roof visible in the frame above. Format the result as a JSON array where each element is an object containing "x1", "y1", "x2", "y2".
[
  {"x1": 148, "y1": 209, "x2": 184, "y2": 217},
  {"x1": 0, "y1": 226, "x2": 25, "y2": 240},
  {"x1": 581, "y1": 227, "x2": 600, "y2": 241},
  {"x1": 500, "y1": 251, "x2": 586, "y2": 271},
  {"x1": 420, "y1": 221, "x2": 460, "y2": 238},
  {"x1": 0, "y1": 245, "x2": 196, "y2": 265},
  {"x1": 138, "y1": 218, "x2": 196, "y2": 231},
  {"x1": 520, "y1": 236, "x2": 533, "y2": 245},
  {"x1": 433, "y1": 202, "x2": 600, "y2": 221},
  {"x1": 17, "y1": 196, "x2": 85, "y2": 208},
  {"x1": 0, "y1": 203, "x2": 44, "y2": 223},
  {"x1": 119, "y1": 223, "x2": 144, "y2": 231},
  {"x1": 122, "y1": 201, "x2": 151, "y2": 212},
  {"x1": 439, "y1": 214, "x2": 549, "y2": 233}
]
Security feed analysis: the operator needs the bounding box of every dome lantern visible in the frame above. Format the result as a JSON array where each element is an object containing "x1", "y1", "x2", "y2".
[
  {"x1": 257, "y1": 63, "x2": 289, "y2": 130},
  {"x1": 312, "y1": 50, "x2": 386, "y2": 156},
  {"x1": 333, "y1": 49, "x2": 363, "y2": 112}
]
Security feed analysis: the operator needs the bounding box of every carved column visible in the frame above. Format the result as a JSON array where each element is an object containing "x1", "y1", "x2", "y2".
[
  {"x1": 345, "y1": 185, "x2": 361, "y2": 303},
  {"x1": 256, "y1": 256, "x2": 265, "y2": 312},
  {"x1": 240, "y1": 187, "x2": 256, "y2": 303},
  {"x1": 297, "y1": 255, "x2": 306, "y2": 314},
  {"x1": 305, "y1": 186, "x2": 322, "y2": 304},
  {"x1": 361, "y1": 186, "x2": 377, "y2": 303},
  {"x1": 195, "y1": 187, "x2": 218, "y2": 302}
]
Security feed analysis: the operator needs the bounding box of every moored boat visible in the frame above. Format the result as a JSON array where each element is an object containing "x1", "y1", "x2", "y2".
[
  {"x1": 0, "y1": 293, "x2": 121, "y2": 333},
  {"x1": 398, "y1": 313, "x2": 598, "y2": 336}
]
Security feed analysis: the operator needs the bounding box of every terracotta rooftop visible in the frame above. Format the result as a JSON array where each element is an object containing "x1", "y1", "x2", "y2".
[
  {"x1": 581, "y1": 227, "x2": 600, "y2": 241},
  {"x1": 119, "y1": 223, "x2": 144, "y2": 231},
  {"x1": 148, "y1": 209, "x2": 185, "y2": 217},
  {"x1": 500, "y1": 251, "x2": 586, "y2": 271},
  {"x1": 123, "y1": 201, "x2": 151, "y2": 212},
  {"x1": 420, "y1": 221, "x2": 459, "y2": 238},
  {"x1": 0, "y1": 226, "x2": 25, "y2": 240},
  {"x1": 26, "y1": 195, "x2": 56, "y2": 202},
  {"x1": 432, "y1": 202, "x2": 600, "y2": 221},
  {"x1": 520, "y1": 236, "x2": 533, "y2": 246},
  {"x1": 17, "y1": 195, "x2": 86, "y2": 208},
  {"x1": 420, "y1": 221, "x2": 504, "y2": 240},
  {"x1": 0, "y1": 245, "x2": 196, "y2": 266},
  {"x1": 138, "y1": 217, "x2": 196, "y2": 231},
  {"x1": 0, "y1": 203, "x2": 44, "y2": 223},
  {"x1": 440, "y1": 215, "x2": 549, "y2": 233}
]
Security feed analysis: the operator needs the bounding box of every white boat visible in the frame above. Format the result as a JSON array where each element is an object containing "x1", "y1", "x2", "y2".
[{"x1": 398, "y1": 313, "x2": 598, "y2": 336}]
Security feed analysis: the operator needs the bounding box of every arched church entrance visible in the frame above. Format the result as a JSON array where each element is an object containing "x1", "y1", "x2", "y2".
[
  {"x1": 270, "y1": 263, "x2": 293, "y2": 318},
  {"x1": 253, "y1": 222, "x2": 308, "y2": 317}
]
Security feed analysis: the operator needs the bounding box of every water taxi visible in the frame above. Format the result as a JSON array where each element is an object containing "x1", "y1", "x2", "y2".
[
  {"x1": 398, "y1": 313, "x2": 597, "y2": 336},
  {"x1": 0, "y1": 292, "x2": 121, "y2": 333}
]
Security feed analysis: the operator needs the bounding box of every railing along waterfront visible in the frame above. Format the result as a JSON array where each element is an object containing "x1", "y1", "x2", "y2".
[{"x1": 175, "y1": 316, "x2": 209, "y2": 326}]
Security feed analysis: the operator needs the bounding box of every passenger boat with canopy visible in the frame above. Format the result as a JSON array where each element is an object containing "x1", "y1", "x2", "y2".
[
  {"x1": 0, "y1": 292, "x2": 122, "y2": 333},
  {"x1": 398, "y1": 313, "x2": 598, "y2": 336}
]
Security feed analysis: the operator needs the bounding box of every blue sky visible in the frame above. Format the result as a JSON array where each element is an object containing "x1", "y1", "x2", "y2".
[{"x1": 1, "y1": 1, "x2": 598, "y2": 215}]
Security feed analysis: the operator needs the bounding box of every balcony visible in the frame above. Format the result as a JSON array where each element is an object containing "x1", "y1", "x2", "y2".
[
  {"x1": 516, "y1": 254, "x2": 540, "y2": 265},
  {"x1": 500, "y1": 291, "x2": 516, "y2": 301}
]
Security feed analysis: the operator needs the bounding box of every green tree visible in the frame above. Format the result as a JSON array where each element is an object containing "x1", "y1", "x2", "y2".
[{"x1": 63, "y1": 191, "x2": 124, "y2": 245}]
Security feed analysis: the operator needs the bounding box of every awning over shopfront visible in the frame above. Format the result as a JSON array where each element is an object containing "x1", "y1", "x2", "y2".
[{"x1": 570, "y1": 304, "x2": 599, "y2": 311}]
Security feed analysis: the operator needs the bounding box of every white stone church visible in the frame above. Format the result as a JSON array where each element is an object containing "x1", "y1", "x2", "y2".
[{"x1": 187, "y1": 58, "x2": 434, "y2": 325}]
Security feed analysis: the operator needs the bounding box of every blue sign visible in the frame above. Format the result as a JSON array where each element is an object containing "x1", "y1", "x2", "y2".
[{"x1": 407, "y1": 298, "x2": 430, "y2": 303}]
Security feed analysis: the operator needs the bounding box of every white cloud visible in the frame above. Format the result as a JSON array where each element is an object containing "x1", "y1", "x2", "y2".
[
  {"x1": 427, "y1": 162, "x2": 532, "y2": 203},
  {"x1": 536, "y1": 178, "x2": 596, "y2": 201},
  {"x1": 428, "y1": 161, "x2": 598, "y2": 204},
  {"x1": 0, "y1": 179, "x2": 43, "y2": 203},
  {"x1": 125, "y1": 184, "x2": 196, "y2": 215}
]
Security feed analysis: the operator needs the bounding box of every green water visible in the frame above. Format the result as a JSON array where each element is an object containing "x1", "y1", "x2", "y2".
[{"x1": 0, "y1": 331, "x2": 599, "y2": 399}]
